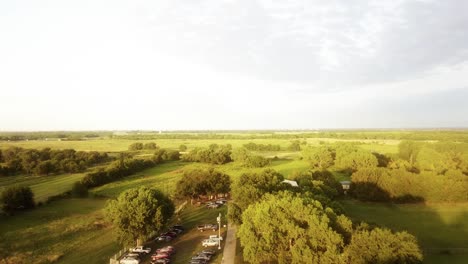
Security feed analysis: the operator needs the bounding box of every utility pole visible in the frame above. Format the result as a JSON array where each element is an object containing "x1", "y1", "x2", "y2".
[{"x1": 217, "y1": 213, "x2": 221, "y2": 250}]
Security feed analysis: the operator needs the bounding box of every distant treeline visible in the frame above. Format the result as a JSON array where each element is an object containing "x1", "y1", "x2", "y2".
[
  {"x1": 2, "y1": 130, "x2": 468, "y2": 142},
  {"x1": 303, "y1": 141, "x2": 468, "y2": 202},
  {"x1": 0, "y1": 131, "x2": 111, "y2": 141},
  {"x1": 0, "y1": 147, "x2": 110, "y2": 176},
  {"x1": 113, "y1": 130, "x2": 468, "y2": 142},
  {"x1": 243, "y1": 142, "x2": 281, "y2": 151},
  {"x1": 81, "y1": 149, "x2": 180, "y2": 189}
]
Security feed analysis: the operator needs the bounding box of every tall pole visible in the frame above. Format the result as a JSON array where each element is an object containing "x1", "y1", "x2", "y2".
[{"x1": 217, "y1": 213, "x2": 221, "y2": 250}]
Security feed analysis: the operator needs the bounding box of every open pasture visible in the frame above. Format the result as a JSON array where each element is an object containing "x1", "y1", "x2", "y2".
[{"x1": 342, "y1": 200, "x2": 468, "y2": 264}]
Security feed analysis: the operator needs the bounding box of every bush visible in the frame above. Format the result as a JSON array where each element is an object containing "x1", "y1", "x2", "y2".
[
  {"x1": 71, "y1": 181, "x2": 88, "y2": 198},
  {"x1": 1, "y1": 186, "x2": 35, "y2": 215}
]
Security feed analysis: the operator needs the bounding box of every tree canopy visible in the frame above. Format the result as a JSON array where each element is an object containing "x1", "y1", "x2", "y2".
[
  {"x1": 1, "y1": 186, "x2": 35, "y2": 215},
  {"x1": 175, "y1": 167, "x2": 231, "y2": 201},
  {"x1": 106, "y1": 187, "x2": 174, "y2": 246},
  {"x1": 238, "y1": 192, "x2": 344, "y2": 264}
]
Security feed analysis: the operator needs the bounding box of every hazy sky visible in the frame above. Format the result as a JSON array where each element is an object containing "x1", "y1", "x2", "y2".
[{"x1": 1, "y1": 0, "x2": 467, "y2": 130}]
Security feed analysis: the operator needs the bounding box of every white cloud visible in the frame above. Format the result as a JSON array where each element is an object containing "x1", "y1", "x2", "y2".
[{"x1": 0, "y1": 0, "x2": 467, "y2": 130}]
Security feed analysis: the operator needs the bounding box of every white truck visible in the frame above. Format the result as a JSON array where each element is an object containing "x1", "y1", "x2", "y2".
[{"x1": 130, "y1": 246, "x2": 151, "y2": 254}]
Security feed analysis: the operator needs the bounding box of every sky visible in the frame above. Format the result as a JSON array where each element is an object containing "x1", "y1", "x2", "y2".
[{"x1": 0, "y1": 0, "x2": 467, "y2": 131}]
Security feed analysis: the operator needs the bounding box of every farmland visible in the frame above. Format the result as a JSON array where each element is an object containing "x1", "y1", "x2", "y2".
[{"x1": 0, "y1": 131, "x2": 467, "y2": 263}]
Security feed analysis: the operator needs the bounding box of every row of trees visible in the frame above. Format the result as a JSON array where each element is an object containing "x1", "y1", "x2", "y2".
[
  {"x1": 302, "y1": 144, "x2": 379, "y2": 173},
  {"x1": 128, "y1": 142, "x2": 158, "y2": 151},
  {"x1": 0, "y1": 147, "x2": 110, "y2": 176},
  {"x1": 230, "y1": 148, "x2": 270, "y2": 168},
  {"x1": 112, "y1": 130, "x2": 468, "y2": 143},
  {"x1": 81, "y1": 149, "x2": 180, "y2": 188},
  {"x1": 243, "y1": 142, "x2": 281, "y2": 151},
  {"x1": 181, "y1": 144, "x2": 232, "y2": 164}
]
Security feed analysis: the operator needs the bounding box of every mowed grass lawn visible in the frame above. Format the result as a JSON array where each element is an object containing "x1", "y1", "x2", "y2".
[
  {"x1": 0, "y1": 173, "x2": 87, "y2": 202},
  {"x1": 0, "y1": 198, "x2": 119, "y2": 264},
  {"x1": 342, "y1": 200, "x2": 468, "y2": 264}
]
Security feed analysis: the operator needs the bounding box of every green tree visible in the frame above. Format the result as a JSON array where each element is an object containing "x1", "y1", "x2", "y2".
[
  {"x1": 336, "y1": 150, "x2": 378, "y2": 172},
  {"x1": 230, "y1": 148, "x2": 251, "y2": 163},
  {"x1": 106, "y1": 187, "x2": 174, "y2": 246},
  {"x1": 344, "y1": 228, "x2": 423, "y2": 264},
  {"x1": 179, "y1": 144, "x2": 188, "y2": 151},
  {"x1": 232, "y1": 169, "x2": 284, "y2": 210},
  {"x1": 71, "y1": 181, "x2": 88, "y2": 198},
  {"x1": 143, "y1": 142, "x2": 158, "y2": 149},
  {"x1": 128, "y1": 142, "x2": 144, "y2": 151},
  {"x1": 176, "y1": 167, "x2": 231, "y2": 202},
  {"x1": 288, "y1": 140, "x2": 302, "y2": 151},
  {"x1": 302, "y1": 146, "x2": 334, "y2": 169},
  {"x1": 238, "y1": 192, "x2": 344, "y2": 264},
  {"x1": 1, "y1": 186, "x2": 35, "y2": 215},
  {"x1": 227, "y1": 202, "x2": 243, "y2": 225},
  {"x1": 398, "y1": 141, "x2": 423, "y2": 166}
]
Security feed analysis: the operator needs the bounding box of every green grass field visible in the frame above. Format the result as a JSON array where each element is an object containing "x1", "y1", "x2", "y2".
[
  {"x1": 342, "y1": 200, "x2": 468, "y2": 263},
  {"x1": 1, "y1": 136, "x2": 465, "y2": 264},
  {"x1": 0, "y1": 137, "x2": 399, "y2": 154},
  {"x1": 0, "y1": 198, "x2": 119, "y2": 264},
  {"x1": 0, "y1": 173, "x2": 87, "y2": 202}
]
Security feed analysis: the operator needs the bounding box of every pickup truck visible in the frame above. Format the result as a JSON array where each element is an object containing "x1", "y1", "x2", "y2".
[
  {"x1": 130, "y1": 246, "x2": 151, "y2": 254},
  {"x1": 202, "y1": 239, "x2": 219, "y2": 247},
  {"x1": 197, "y1": 224, "x2": 218, "y2": 232}
]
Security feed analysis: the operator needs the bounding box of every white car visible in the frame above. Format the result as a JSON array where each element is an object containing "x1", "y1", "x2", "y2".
[
  {"x1": 120, "y1": 257, "x2": 140, "y2": 264},
  {"x1": 209, "y1": 235, "x2": 223, "y2": 241},
  {"x1": 130, "y1": 246, "x2": 151, "y2": 254},
  {"x1": 202, "y1": 239, "x2": 219, "y2": 247}
]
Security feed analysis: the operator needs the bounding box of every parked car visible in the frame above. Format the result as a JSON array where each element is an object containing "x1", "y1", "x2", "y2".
[
  {"x1": 155, "y1": 235, "x2": 172, "y2": 242},
  {"x1": 202, "y1": 239, "x2": 219, "y2": 247},
  {"x1": 125, "y1": 253, "x2": 140, "y2": 259},
  {"x1": 151, "y1": 258, "x2": 170, "y2": 264},
  {"x1": 215, "y1": 198, "x2": 227, "y2": 205},
  {"x1": 209, "y1": 235, "x2": 223, "y2": 241},
  {"x1": 201, "y1": 249, "x2": 216, "y2": 256},
  {"x1": 130, "y1": 246, "x2": 151, "y2": 254},
  {"x1": 197, "y1": 224, "x2": 218, "y2": 232},
  {"x1": 161, "y1": 231, "x2": 178, "y2": 238},
  {"x1": 152, "y1": 253, "x2": 170, "y2": 260},
  {"x1": 189, "y1": 260, "x2": 208, "y2": 264},
  {"x1": 172, "y1": 225, "x2": 184, "y2": 231},
  {"x1": 192, "y1": 254, "x2": 211, "y2": 261},
  {"x1": 207, "y1": 203, "x2": 220, "y2": 209},
  {"x1": 120, "y1": 257, "x2": 140, "y2": 264},
  {"x1": 156, "y1": 246, "x2": 175, "y2": 255}
]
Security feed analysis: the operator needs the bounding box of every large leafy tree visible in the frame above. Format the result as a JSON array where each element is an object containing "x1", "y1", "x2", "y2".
[
  {"x1": 238, "y1": 192, "x2": 344, "y2": 264},
  {"x1": 1, "y1": 186, "x2": 35, "y2": 215},
  {"x1": 175, "y1": 167, "x2": 231, "y2": 202},
  {"x1": 302, "y1": 146, "x2": 335, "y2": 169},
  {"x1": 231, "y1": 169, "x2": 284, "y2": 210},
  {"x1": 106, "y1": 187, "x2": 174, "y2": 246},
  {"x1": 344, "y1": 228, "x2": 423, "y2": 264}
]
